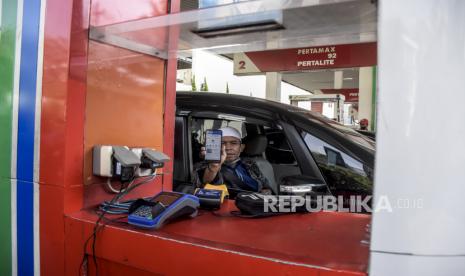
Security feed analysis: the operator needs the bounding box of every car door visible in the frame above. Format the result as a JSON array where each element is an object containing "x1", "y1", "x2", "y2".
[{"x1": 173, "y1": 114, "x2": 195, "y2": 193}]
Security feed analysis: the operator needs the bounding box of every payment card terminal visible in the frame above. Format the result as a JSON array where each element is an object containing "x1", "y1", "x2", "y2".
[{"x1": 128, "y1": 191, "x2": 199, "y2": 229}]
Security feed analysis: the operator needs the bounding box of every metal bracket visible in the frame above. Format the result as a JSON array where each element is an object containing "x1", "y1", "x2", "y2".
[{"x1": 89, "y1": 27, "x2": 168, "y2": 60}]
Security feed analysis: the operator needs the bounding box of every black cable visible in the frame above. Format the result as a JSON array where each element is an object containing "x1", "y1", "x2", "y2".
[
  {"x1": 78, "y1": 214, "x2": 126, "y2": 275},
  {"x1": 98, "y1": 175, "x2": 158, "y2": 215},
  {"x1": 91, "y1": 176, "x2": 148, "y2": 275},
  {"x1": 80, "y1": 184, "x2": 124, "y2": 276},
  {"x1": 80, "y1": 178, "x2": 132, "y2": 275},
  {"x1": 91, "y1": 172, "x2": 145, "y2": 275},
  {"x1": 93, "y1": 176, "x2": 144, "y2": 275},
  {"x1": 79, "y1": 174, "x2": 156, "y2": 276}
]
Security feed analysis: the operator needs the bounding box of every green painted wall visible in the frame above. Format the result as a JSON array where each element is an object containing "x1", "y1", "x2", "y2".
[
  {"x1": 0, "y1": 0, "x2": 17, "y2": 274},
  {"x1": 371, "y1": 66, "x2": 377, "y2": 131}
]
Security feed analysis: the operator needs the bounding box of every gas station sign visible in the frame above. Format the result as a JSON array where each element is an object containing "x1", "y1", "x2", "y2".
[
  {"x1": 234, "y1": 42, "x2": 376, "y2": 75},
  {"x1": 321, "y1": 88, "x2": 359, "y2": 103}
]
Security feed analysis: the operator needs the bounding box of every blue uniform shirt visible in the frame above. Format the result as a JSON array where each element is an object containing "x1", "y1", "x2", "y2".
[{"x1": 223, "y1": 161, "x2": 259, "y2": 191}]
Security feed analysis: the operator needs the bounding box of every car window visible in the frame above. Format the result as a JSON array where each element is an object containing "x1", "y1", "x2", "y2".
[
  {"x1": 287, "y1": 106, "x2": 375, "y2": 150},
  {"x1": 264, "y1": 127, "x2": 297, "y2": 165},
  {"x1": 192, "y1": 118, "x2": 246, "y2": 142},
  {"x1": 190, "y1": 118, "x2": 247, "y2": 164},
  {"x1": 189, "y1": 118, "x2": 302, "y2": 190},
  {"x1": 301, "y1": 130, "x2": 373, "y2": 196}
]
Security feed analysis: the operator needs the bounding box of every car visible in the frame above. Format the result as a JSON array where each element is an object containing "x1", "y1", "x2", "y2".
[
  {"x1": 174, "y1": 92, "x2": 375, "y2": 205},
  {"x1": 356, "y1": 129, "x2": 376, "y2": 140}
]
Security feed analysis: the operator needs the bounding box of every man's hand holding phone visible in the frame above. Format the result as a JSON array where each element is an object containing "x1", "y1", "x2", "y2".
[
  {"x1": 202, "y1": 129, "x2": 225, "y2": 183},
  {"x1": 202, "y1": 145, "x2": 226, "y2": 183},
  {"x1": 207, "y1": 145, "x2": 226, "y2": 169}
]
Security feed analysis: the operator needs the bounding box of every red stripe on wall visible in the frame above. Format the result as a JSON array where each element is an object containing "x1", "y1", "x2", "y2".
[
  {"x1": 40, "y1": 0, "x2": 173, "y2": 275},
  {"x1": 40, "y1": 0, "x2": 86, "y2": 275},
  {"x1": 162, "y1": 0, "x2": 180, "y2": 190}
]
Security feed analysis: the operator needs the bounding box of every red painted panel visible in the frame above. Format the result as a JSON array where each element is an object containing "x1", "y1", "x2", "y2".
[
  {"x1": 64, "y1": 214, "x2": 86, "y2": 276},
  {"x1": 83, "y1": 42, "x2": 165, "y2": 187},
  {"x1": 162, "y1": 0, "x2": 181, "y2": 190},
  {"x1": 42, "y1": 0, "x2": 172, "y2": 274},
  {"x1": 63, "y1": 185, "x2": 85, "y2": 215},
  {"x1": 65, "y1": 215, "x2": 322, "y2": 276},
  {"x1": 63, "y1": 78, "x2": 87, "y2": 188},
  {"x1": 82, "y1": 41, "x2": 166, "y2": 208},
  {"x1": 40, "y1": 0, "x2": 90, "y2": 275},
  {"x1": 241, "y1": 42, "x2": 376, "y2": 73},
  {"x1": 40, "y1": 0, "x2": 90, "y2": 188},
  {"x1": 65, "y1": 201, "x2": 369, "y2": 275},
  {"x1": 88, "y1": 258, "x2": 162, "y2": 276},
  {"x1": 90, "y1": 0, "x2": 168, "y2": 27},
  {"x1": 40, "y1": 185, "x2": 65, "y2": 276},
  {"x1": 64, "y1": 0, "x2": 91, "y2": 189},
  {"x1": 40, "y1": 0, "x2": 202, "y2": 274},
  {"x1": 40, "y1": 0, "x2": 74, "y2": 186}
]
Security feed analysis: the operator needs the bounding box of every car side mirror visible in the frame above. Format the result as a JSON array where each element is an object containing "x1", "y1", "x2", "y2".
[{"x1": 279, "y1": 175, "x2": 329, "y2": 196}]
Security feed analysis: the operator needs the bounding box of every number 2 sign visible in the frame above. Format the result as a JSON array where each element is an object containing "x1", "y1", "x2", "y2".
[{"x1": 238, "y1": 60, "x2": 246, "y2": 69}]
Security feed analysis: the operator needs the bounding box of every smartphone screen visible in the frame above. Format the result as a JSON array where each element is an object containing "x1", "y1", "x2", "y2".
[{"x1": 205, "y1": 129, "x2": 222, "y2": 162}]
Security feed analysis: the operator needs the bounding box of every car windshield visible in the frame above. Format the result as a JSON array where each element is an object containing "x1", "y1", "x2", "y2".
[
  {"x1": 287, "y1": 107, "x2": 375, "y2": 151},
  {"x1": 324, "y1": 120, "x2": 375, "y2": 150}
]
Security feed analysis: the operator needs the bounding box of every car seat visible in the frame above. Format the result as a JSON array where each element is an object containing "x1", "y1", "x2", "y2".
[{"x1": 242, "y1": 135, "x2": 278, "y2": 194}]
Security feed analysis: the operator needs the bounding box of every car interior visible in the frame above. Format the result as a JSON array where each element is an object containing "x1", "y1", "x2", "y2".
[
  {"x1": 173, "y1": 110, "x2": 375, "y2": 202},
  {"x1": 173, "y1": 112, "x2": 303, "y2": 194}
]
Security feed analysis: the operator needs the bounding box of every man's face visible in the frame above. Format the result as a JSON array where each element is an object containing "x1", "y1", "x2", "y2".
[{"x1": 222, "y1": 136, "x2": 244, "y2": 162}]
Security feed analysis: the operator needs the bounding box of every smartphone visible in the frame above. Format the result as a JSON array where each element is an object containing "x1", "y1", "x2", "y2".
[{"x1": 204, "y1": 129, "x2": 222, "y2": 162}]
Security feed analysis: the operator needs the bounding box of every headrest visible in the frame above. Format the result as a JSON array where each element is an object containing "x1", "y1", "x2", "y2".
[{"x1": 243, "y1": 135, "x2": 268, "y2": 156}]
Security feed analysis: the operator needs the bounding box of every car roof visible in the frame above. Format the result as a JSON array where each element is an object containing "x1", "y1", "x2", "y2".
[
  {"x1": 176, "y1": 91, "x2": 374, "y2": 166},
  {"x1": 177, "y1": 91, "x2": 316, "y2": 117}
]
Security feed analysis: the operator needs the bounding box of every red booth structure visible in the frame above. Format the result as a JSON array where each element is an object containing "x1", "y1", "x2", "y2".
[
  {"x1": 66, "y1": 201, "x2": 370, "y2": 276},
  {"x1": 0, "y1": 0, "x2": 371, "y2": 275}
]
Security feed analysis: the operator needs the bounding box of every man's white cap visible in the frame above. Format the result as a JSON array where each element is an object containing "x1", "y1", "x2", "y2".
[{"x1": 219, "y1": 126, "x2": 241, "y2": 140}]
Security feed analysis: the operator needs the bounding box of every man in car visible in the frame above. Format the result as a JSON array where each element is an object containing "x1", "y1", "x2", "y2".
[{"x1": 192, "y1": 126, "x2": 272, "y2": 194}]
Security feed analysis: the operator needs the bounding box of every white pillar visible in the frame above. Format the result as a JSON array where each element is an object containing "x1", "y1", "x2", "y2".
[
  {"x1": 333, "y1": 71, "x2": 344, "y2": 120},
  {"x1": 265, "y1": 72, "x2": 281, "y2": 101},
  {"x1": 370, "y1": 1, "x2": 465, "y2": 275},
  {"x1": 334, "y1": 71, "x2": 343, "y2": 89},
  {"x1": 358, "y1": 66, "x2": 374, "y2": 129}
]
